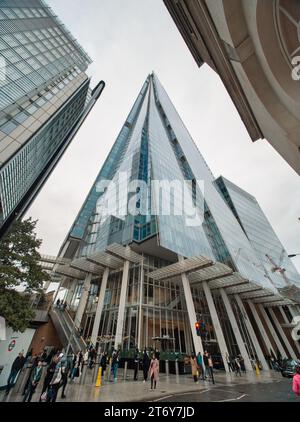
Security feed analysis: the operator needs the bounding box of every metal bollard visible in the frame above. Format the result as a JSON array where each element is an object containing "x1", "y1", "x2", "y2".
[
  {"x1": 123, "y1": 361, "x2": 128, "y2": 381},
  {"x1": 175, "y1": 359, "x2": 179, "y2": 376},
  {"x1": 165, "y1": 360, "x2": 169, "y2": 376}
]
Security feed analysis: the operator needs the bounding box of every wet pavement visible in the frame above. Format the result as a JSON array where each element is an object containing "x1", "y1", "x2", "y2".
[{"x1": 1, "y1": 368, "x2": 298, "y2": 403}]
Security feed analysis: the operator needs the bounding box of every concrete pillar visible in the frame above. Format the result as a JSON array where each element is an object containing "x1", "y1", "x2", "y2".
[
  {"x1": 279, "y1": 307, "x2": 290, "y2": 324},
  {"x1": 258, "y1": 305, "x2": 288, "y2": 359},
  {"x1": 235, "y1": 295, "x2": 269, "y2": 371},
  {"x1": 137, "y1": 259, "x2": 144, "y2": 350},
  {"x1": 90, "y1": 268, "x2": 110, "y2": 347},
  {"x1": 66, "y1": 281, "x2": 77, "y2": 306},
  {"x1": 114, "y1": 260, "x2": 130, "y2": 350},
  {"x1": 268, "y1": 308, "x2": 297, "y2": 360},
  {"x1": 220, "y1": 288, "x2": 252, "y2": 371},
  {"x1": 247, "y1": 301, "x2": 276, "y2": 357},
  {"x1": 202, "y1": 282, "x2": 229, "y2": 372},
  {"x1": 75, "y1": 273, "x2": 92, "y2": 329},
  {"x1": 181, "y1": 271, "x2": 204, "y2": 355}
]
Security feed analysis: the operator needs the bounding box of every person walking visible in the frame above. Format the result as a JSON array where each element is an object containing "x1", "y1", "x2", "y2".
[
  {"x1": 111, "y1": 350, "x2": 120, "y2": 383},
  {"x1": 190, "y1": 354, "x2": 199, "y2": 383},
  {"x1": 71, "y1": 351, "x2": 83, "y2": 381},
  {"x1": 23, "y1": 360, "x2": 43, "y2": 402},
  {"x1": 46, "y1": 355, "x2": 64, "y2": 403},
  {"x1": 208, "y1": 354, "x2": 215, "y2": 385},
  {"x1": 60, "y1": 355, "x2": 70, "y2": 399},
  {"x1": 88, "y1": 346, "x2": 97, "y2": 370},
  {"x1": 292, "y1": 365, "x2": 300, "y2": 397},
  {"x1": 149, "y1": 353, "x2": 159, "y2": 390},
  {"x1": 203, "y1": 351, "x2": 209, "y2": 380},
  {"x1": 100, "y1": 352, "x2": 108, "y2": 379},
  {"x1": 5, "y1": 352, "x2": 26, "y2": 395},
  {"x1": 22, "y1": 353, "x2": 39, "y2": 396},
  {"x1": 133, "y1": 348, "x2": 140, "y2": 381},
  {"x1": 39, "y1": 356, "x2": 58, "y2": 401},
  {"x1": 196, "y1": 352, "x2": 204, "y2": 380},
  {"x1": 234, "y1": 357, "x2": 242, "y2": 377},
  {"x1": 142, "y1": 350, "x2": 150, "y2": 383},
  {"x1": 225, "y1": 353, "x2": 233, "y2": 372}
]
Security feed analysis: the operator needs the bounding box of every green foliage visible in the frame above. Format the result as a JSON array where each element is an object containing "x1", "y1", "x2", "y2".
[{"x1": 0, "y1": 218, "x2": 50, "y2": 332}]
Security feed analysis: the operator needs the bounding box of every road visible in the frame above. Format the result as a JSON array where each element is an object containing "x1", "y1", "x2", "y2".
[{"x1": 151, "y1": 378, "x2": 299, "y2": 402}]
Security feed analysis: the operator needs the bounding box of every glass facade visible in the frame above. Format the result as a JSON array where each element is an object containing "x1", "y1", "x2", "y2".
[
  {"x1": 60, "y1": 73, "x2": 300, "y2": 361},
  {"x1": 0, "y1": 0, "x2": 103, "y2": 233},
  {"x1": 215, "y1": 176, "x2": 300, "y2": 288}
]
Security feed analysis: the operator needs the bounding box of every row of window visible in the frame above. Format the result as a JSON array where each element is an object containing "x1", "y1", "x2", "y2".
[
  {"x1": 0, "y1": 7, "x2": 48, "y2": 20},
  {"x1": 0, "y1": 67, "x2": 81, "y2": 135},
  {"x1": 0, "y1": 83, "x2": 89, "y2": 219}
]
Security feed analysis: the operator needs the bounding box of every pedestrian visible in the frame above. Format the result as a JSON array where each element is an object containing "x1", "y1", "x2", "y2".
[
  {"x1": 39, "y1": 356, "x2": 58, "y2": 401},
  {"x1": 208, "y1": 354, "x2": 215, "y2": 384},
  {"x1": 155, "y1": 348, "x2": 160, "y2": 361},
  {"x1": 60, "y1": 355, "x2": 70, "y2": 399},
  {"x1": 234, "y1": 357, "x2": 242, "y2": 377},
  {"x1": 239, "y1": 355, "x2": 246, "y2": 373},
  {"x1": 292, "y1": 365, "x2": 300, "y2": 397},
  {"x1": 196, "y1": 352, "x2": 204, "y2": 380},
  {"x1": 133, "y1": 348, "x2": 139, "y2": 381},
  {"x1": 23, "y1": 360, "x2": 43, "y2": 402},
  {"x1": 142, "y1": 349, "x2": 150, "y2": 383},
  {"x1": 149, "y1": 353, "x2": 159, "y2": 390},
  {"x1": 25, "y1": 348, "x2": 33, "y2": 366},
  {"x1": 203, "y1": 351, "x2": 209, "y2": 380},
  {"x1": 225, "y1": 353, "x2": 233, "y2": 372},
  {"x1": 111, "y1": 350, "x2": 120, "y2": 383},
  {"x1": 63, "y1": 301, "x2": 67, "y2": 311},
  {"x1": 41, "y1": 348, "x2": 48, "y2": 362},
  {"x1": 71, "y1": 351, "x2": 83, "y2": 381},
  {"x1": 56, "y1": 298, "x2": 61, "y2": 308},
  {"x1": 46, "y1": 354, "x2": 64, "y2": 403},
  {"x1": 22, "y1": 353, "x2": 39, "y2": 396},
  {"x1": 88, "y1": 346, "x2": 96, "y2": 369},
  {"x1": 190, "y1": 354, "x2": 199, "y2": 383},
  {"x1": 100, "y1": 352, "x2": 108, "y2": 378},
  {"x1": 5, "y1": 351, "x2": 26, "y2": 395}
]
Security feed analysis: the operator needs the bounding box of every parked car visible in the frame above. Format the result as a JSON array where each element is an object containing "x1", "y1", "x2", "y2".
[{"x1": 281, "y1": 359, "x2": 300, "y2": 378}]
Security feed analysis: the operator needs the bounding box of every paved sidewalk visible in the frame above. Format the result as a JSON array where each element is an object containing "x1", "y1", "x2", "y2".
[{"x1": 2, "y1": 368, "x2": 284, "y2": 403}]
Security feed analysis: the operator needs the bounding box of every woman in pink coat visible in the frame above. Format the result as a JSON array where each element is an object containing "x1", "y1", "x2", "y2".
[
  {"x1": 292, "y1": 365, "x2": 300, "y2": 397},
  {"x1": 149, "y1": 353, "x2": 159, "y2": 390}
]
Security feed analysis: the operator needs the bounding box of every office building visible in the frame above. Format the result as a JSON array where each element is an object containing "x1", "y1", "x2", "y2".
[{"x1": 0, "y1": 0, "x2": 104, "y2": 237}]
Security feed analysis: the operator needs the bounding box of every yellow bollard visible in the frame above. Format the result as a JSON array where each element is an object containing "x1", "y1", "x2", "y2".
[
  {"x1": 255, "y1": 363, "x2": 260, "y2": 376},
  {"x1": 96, "y1": 367, "x2": 102, "y2": 387}
]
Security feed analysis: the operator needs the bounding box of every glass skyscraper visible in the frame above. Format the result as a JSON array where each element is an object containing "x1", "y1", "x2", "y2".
[
  {"x1": 54, "y1": 74, "x2": 300, "y2": 369},
  {"x1": 0, "y1": 0, "x2": 104, "y2": 237}
]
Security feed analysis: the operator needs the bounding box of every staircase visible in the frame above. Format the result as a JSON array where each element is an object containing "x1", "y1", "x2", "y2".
[{"x1": 49, "y1": 307, "x2": 86, "y2": 353}]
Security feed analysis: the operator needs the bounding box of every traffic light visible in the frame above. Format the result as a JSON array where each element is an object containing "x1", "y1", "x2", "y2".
[{"x1": 195, "y1": 322, "x2": 201, "y2": 336}]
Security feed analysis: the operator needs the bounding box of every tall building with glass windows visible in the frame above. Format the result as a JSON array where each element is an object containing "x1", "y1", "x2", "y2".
[
  {"x1": 52, "y1": 74, "x2": 300, "y2": 372},
  {"x1": 0, "y1": 0, "x2": 104, "y2": 237}
]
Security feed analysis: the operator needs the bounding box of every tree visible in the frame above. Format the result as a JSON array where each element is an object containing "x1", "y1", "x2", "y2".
[{"x1": 0, "y1": 218, "x2": 50, "y2": 332}]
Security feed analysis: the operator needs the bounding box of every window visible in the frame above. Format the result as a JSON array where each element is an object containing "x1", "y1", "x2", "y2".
[{"x1": 1, "y1": 120, "x2": 17, "y2": 135}]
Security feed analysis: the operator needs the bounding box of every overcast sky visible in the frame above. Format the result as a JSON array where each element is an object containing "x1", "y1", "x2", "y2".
[{"x1": 25, "y1": 0, "x2": 300, "y2": 273}]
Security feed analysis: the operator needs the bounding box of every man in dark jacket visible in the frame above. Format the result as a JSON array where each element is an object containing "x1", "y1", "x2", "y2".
[
  {"x1": 133, "y1": 348, "x2": 140, "y2": 381},
  {"x1": 5, "y1": 352, "x2": 26, "y2": 395},
  {"x1": 23, "y1": 360, "x2": 43, "y2": 402}
]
